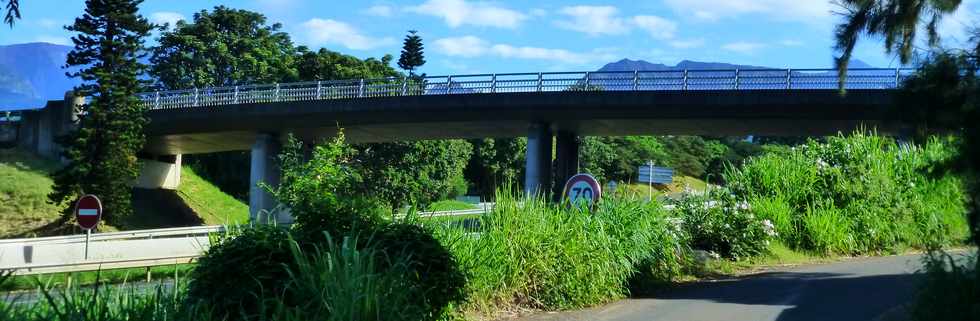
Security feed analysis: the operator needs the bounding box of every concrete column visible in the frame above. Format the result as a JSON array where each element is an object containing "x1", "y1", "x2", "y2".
[
  {"x1": 553, "y1": 131, "x2": 580, "y2": 200},
  {"x1": 524, "y1": 122, "x2": 552, "y2": 196},
  {"x1": 135, "y1": 155, "x2": 183, "y2": 190},
  {"x1": 250, "y1": 133, "x2": 287, "y2": 224}
]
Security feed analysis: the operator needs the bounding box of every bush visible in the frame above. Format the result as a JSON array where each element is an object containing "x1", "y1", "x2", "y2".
[
  {"x1": 186, "y1": 225, "x2": 293, "y2": 320},
  {"x1": 671, "y1": 188, "x2": 774, "y2": 260},
  {"x1": 373, "y1": 224, "x2": 466, "y2": 319},
  {"x1": 436, "y1": 193, "x2": 687, "y2": 312},
  {"x1": 726, "y1": 132, "x2": 969, "y2": 254}
]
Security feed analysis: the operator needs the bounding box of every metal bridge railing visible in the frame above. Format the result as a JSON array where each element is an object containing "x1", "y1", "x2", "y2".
[{"x1": 138, "y1": 68, "x2": 916, "y2": 110}]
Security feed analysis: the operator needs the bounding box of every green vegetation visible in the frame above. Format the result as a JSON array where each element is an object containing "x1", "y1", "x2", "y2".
[
  {"x1": 581, "y1": 136, "x2": 762, "y2": 184},
  {"x1": 398, "y1": 30, "x2": 426, "y2": 77},
  {"x1": 49, "y1": 0, "x2": 154, "y2": 226},
  {"x1": 1, "y1": 264, "x2": 193, "y2": 291},
  {"x1": 425, "y1": 200, "x2": 477, "y2": 212},
  {"x1": 726, "y1": 132, "x2": 969, "y2": 255},
  {"x1": 1, "y1": 147, "x2": 247, "y2": 235}
]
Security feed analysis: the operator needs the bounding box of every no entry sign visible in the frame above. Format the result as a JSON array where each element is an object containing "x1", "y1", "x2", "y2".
[
  {"x1": 563, "y1": 174, "x2": 602, "y2": 210},
  {"x1": 74, "y1": 194, "x2": 102, "y2": 230}
]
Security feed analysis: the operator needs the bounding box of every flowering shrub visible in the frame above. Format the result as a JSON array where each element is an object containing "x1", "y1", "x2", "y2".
[{"x1": 671, "y1": 187, "x2": 775, "y2": 260}]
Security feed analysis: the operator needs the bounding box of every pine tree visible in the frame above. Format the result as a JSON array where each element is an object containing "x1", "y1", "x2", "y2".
[
  {"x1": 3, "y1": 0, "x2": 19, "y2": 27},
  {"x1": 398, "y1": 30, "x2": 425, "y2": 76},
  {"x1": 50, "y1": 0, "x2": 154, "y2": 227}
]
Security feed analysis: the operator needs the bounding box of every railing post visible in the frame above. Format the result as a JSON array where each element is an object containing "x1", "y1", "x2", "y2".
[
  {"x1": 234, "y1": 86, "x2": 239, "y2": 104},
  {"x1": 274, "y1": 83, "x2": 280, "y2": 101},
  {"x1": 358, "y1": 79, "x2": 365, "y2": 98},
  {"x1": 734, "y1": 69, "x2": 740, "y2": 90},
  {"x1": 894, "y1": 67, "x2": 900, "y2": 87},
  {"x1": 401, "y1": 78, "x2": 408, "y2": 95},
  {"x1": 490, "y1": 74, "x2": 497, "y2": 93},
  {"x1": 584, "y1": 72, "x2": 591, "y2": 89},
  {"x1": 786, "y1": 69, "x2": 792, "y2": 90},
  {"x1": 537, "y1": 73, "x2": 543, "y2": 92},
  {"x1": 446, "y1": 75, "x2": 453, "y2": 94},
  {"x1": 193, "y1": 88, "x2": 199, "y2": 107},
  {"x1": 154, "y1": 91, "x2": 160, "y2": 109},
  {"x1": 316, "y1": 81, "x2": 322, "y2": 99},
  {"x1": 633, "y1": 70, "x2": 639, "y2": 91},
  {"x1": 682, "y1": 69, "x2": 688, "y2": 91}
]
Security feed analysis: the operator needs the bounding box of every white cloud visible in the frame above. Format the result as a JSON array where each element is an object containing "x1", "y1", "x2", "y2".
[
  {"x1": 35, "y1": 36, "x2": 71, "y2": 46},
  {"x1": 433, "y1": 35, "x2": 614, "y2": 65},
  {"x1": 363, "y1": 5, "x2": 393, "y2": 17},
  {"x1": 722, "y1": 41, "x2": 766, "y2": 54},
  {"x1": 555, "y1": 6, "x2": 629, "y2": 36},
  {"x1": 406, "y1": 0, "x2": 527, "y2": 29},
  {"x1": 631, "y1": 15, "x2": 677, "y2": 40},
  {"x1": 434, "y1": 36, "x2": 489, "y2": 57},
  {"x1": 669, "y1": 39, "x2": 705, "y2": 49},
  {"x1": 150, "y1": 12, "x2": 185, "y2": 29},
  {"x1": 664, "y1": 0, "x2": 831, "y2": 23},
  {"x1": 300, "y1": 19, "x2": 395, "y2": 50}
]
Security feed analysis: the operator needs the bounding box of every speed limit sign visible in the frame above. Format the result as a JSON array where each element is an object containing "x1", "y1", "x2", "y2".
[{"x1": 563, "y1": 174, "x2": 601, "y2": 210}]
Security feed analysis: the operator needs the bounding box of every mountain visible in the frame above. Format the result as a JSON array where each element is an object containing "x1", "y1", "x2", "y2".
[
  {"x1": 0, "y1": 42, "x2": 79, "y2": 111},
  {"x1": 597, "y1": 58, "x2": 876, "y2": 72}
]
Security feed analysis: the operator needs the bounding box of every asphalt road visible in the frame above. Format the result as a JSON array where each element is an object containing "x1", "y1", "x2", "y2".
[{"x1": 518, "y1": 253, "x2": 960, "y2": 321}]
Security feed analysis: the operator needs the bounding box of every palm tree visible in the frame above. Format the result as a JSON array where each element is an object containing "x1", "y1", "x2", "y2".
[
  {"x1": 4, "y1": 0, "x2": 19, "y2": 27},
  {"x1": 833, "y1": 0, "x2": 962, "y2": 87}
]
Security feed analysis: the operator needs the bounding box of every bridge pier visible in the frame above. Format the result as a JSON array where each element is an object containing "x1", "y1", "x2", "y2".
[
  {"x1": 524, "y1": 123, "x2": 553, "y2": 196},
  {"x1": 553, "y1": 131, "x2": 580, "y2": 200},
  {"x1": 249, "y1": 133, "x2": 290, "y2": 224}
]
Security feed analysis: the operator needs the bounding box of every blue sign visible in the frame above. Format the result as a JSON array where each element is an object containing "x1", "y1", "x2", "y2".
[{"x1": 638, "y1": 165, "x2": 673, "y2": 184}]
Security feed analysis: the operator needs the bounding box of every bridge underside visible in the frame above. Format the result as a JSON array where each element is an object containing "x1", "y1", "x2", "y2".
[{"x1": 142, "y1": 90, "x2": 902, "y2": 155}]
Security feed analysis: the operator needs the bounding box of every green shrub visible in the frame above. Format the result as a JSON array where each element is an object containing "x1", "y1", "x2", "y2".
[
  {"x1": 186, "y1": 226, "x2": 293, "y2": 320},
  {"x1": 802, "y1": 205, "x2": 853, "y2": 255},
  {"x1": 911, "y1": 251, "x2": 979, "y2": 321},
  {"x1": 671, "y1": 188, "x2": 774, "y2": 260},
  {"x1": 726, "y1": 132, "x2": 969, "y2": 254},
  {"x1": 436, "y1": 193, "x2": 686, "y2": 312}
]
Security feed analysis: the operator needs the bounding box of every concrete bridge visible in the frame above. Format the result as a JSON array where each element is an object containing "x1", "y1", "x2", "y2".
[{"x1": 4, "y1": 68, "x2": 911, "y2": 222}]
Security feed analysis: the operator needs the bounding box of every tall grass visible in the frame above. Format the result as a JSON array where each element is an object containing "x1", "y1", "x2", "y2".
[
  {"x1": 726, "y1": 132, "x2": 969, "y2": 254},
  {"x1": 434, "y1": 192, "x2": 686, "y2": 314}
]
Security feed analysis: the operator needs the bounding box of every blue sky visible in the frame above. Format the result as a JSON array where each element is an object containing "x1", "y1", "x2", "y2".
[{"x1": 3, "y1": 0, "x2": 979, "y2": 75}]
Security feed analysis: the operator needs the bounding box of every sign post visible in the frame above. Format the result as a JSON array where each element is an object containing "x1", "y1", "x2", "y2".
[
  {"x1": 646, "y1": 161, "x2": 654, "y2": 201},
  {"x1": 563, "y1": 173, "x2": 602, "y2": 210},
  {"x1": 74, "y1": 195, "x2": 102, "y2": 260}
]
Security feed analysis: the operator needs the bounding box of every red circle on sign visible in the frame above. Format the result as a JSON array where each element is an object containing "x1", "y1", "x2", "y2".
[
  {"x1": 563, "y1": 173, "x2": 602, "y2": 209},
  {"x1": 74, "y1": 194, "x2": 102, "y2": 230}
]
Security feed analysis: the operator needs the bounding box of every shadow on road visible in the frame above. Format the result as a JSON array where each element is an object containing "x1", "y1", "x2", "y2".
[{"x1": 634, "y1": 271, "x2": 924, "y2": 321}]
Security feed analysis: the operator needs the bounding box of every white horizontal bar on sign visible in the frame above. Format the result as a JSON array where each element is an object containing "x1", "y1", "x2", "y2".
[{"x1": 78, "y1": 209, "x2": 98, "y2": 216}]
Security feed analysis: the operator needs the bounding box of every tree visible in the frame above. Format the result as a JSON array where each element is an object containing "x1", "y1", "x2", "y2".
[
  {"x1": 465, "y1": 138, "x2": 526, "y2": 198},
  {"x1": 296, "y1": 46, "x2": 399, "y2": 80},
  {"x1": 149, "y1": 5, "x2": 297, "y2": 89},
  {"x1": 833, "y1": 0, "x2": 961, "y2": 87},
  {"x1": 398, "y1": 30, "x2": 425, "y2": 76},
  {"x1": 352, "y1": 140, "x2": 472, "y2": 209},
  {"x1": 149, "y1": 6, "x2": 298, "y2": 200},
  {"x1": 3, "y1": 0, "x2": 19, "y2": 27},
  {"x1": 49, "y1": 0, "x2": 154, "y2": 226}
]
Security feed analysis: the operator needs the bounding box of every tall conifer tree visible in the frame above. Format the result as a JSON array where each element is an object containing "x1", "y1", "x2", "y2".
[
  {"x1": 398, "y1": 30, "x2": 425, "y2": 76},
  {"x1": 50, "y1": 0, "x2": 154, "y2": 226}
]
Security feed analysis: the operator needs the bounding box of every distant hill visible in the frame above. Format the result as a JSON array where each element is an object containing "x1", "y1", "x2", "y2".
[
  {"x1": 0, "y1": 42, "x2": 79, "y2": 111},
  {"x1": 598, "y1": 58, "x2": 876, "y2": 72}
]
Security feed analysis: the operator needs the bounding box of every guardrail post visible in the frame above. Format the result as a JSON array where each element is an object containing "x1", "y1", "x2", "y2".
[
  {"x1": 193, "y1": 88, "x2": 199, "y2": 107},
  {"x1": 584, "y1": 72, "x2": 591, "y2": 89},
  {"x1": 275, "y1": 83, "x2": 280, "y2": 101},
  {"x1": 446, "y1": 75, "x2": 453, "y2": 94},
  {"x1": 683, "y1": 69, "x2": 688, "y2": 90},
  {"x1": 233, "y1": 86, "x2": 239, "y2": 104},
  {"x1": 537, "y1": 73, "x2": 543, "y2": 92},
  {"x1": 894, "y1": 67, "x2": 900, "y2": 87},
  {"x1": 786, "y1": 69, "x2": 792, "y2": 89},
  {"x1": 734, "y1": 69, "x2": 740, "y2": 90},
  {"x1": 358, "y1": 79, "x2": 365, "y2": 98},
  {"x1": 316, "y1": 81, "x2": 322, "y2": 99},
  {"x1": 154, "y1": 91, "x2": 160, "y2": 109},
  {"x1": 633, "y1": 70, "x2": 639, "y2": 91},
  {"x1": 401, "y1": 78, "x2": 408, "y2": 95},
  {"x1": 490, "y1": 74, "x2": 497, "y2": 93}
]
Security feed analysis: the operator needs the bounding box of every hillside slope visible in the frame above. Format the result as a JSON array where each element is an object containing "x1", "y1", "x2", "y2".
[{"x1": 0, "y1": 148, "x2": 248, "y2": 237}]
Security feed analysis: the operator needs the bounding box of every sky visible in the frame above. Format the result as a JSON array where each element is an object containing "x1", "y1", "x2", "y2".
[{"x1": 2, "y1": 0, "x2": 979, "y2": 75}]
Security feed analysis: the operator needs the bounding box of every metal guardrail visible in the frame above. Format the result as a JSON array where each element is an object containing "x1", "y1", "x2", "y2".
[
  {"x1": 0, "y1": 207, "x2": 491, "y2": 276},
  {"x1": 137, "y1": 68, "x2": 916, "y2": 110}
]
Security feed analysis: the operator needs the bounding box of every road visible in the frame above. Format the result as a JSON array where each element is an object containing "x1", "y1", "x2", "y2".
[{"x1": 517, "y1": 253, "x2": 958, "y2": 321}]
